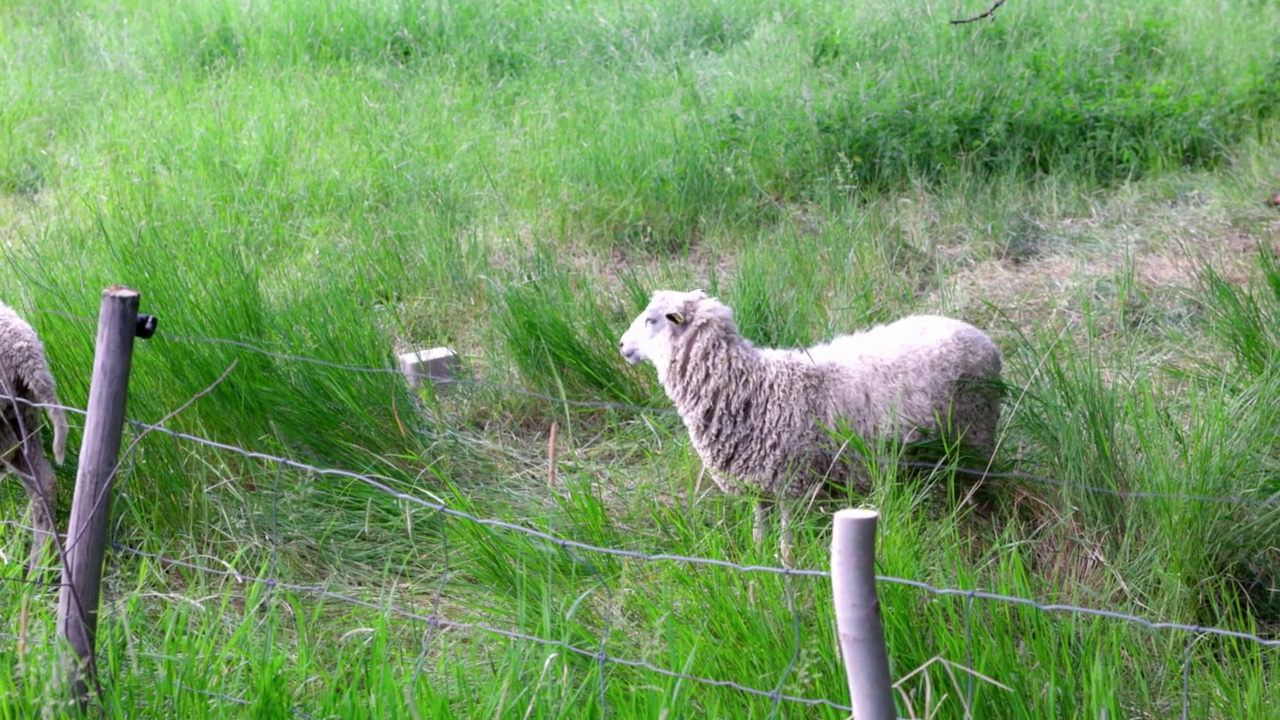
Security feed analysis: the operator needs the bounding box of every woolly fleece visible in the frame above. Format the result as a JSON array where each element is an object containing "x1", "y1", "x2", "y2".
[
  {"x1": 620, "y1": 290, "x2": 1003, "y2": 499},
  {"x1": 1, "y1": 301, "x2": 68, "y2": 574}
]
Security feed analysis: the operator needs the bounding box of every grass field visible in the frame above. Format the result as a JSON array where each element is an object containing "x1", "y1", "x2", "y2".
[{"x1": 2, "y1": 0, "x2": 1280, "y2": 717}]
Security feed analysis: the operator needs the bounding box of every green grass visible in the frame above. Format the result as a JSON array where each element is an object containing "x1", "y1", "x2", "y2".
[{"x1": 2, "y1": 0, "x2": 1280, "y2": 716}]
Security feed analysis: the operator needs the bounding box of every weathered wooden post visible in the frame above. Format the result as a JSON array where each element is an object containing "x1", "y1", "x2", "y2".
[
  {"x1": 831, "y1": 508, "x2": 896, "y2": 719},
  {"x1": 56, "y1": 286, "x2": 154, "y2": 707}
]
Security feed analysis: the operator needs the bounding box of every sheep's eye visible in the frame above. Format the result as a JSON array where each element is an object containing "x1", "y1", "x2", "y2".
[{"x1": 644, "y1": 317, "x2": 655, "y2": 326}]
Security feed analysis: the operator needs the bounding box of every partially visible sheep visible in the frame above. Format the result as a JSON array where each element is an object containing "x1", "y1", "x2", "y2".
[
  {"x1": 619, "y1": 289, "x2": 1003, "y2": 563},
  {"x1": 1, "y1": 301, "x2": 68, "y2": 577}
]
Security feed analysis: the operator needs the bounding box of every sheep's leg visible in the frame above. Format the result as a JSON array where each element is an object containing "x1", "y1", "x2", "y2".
[
  {"x1": 778, "y1": 501, "x2": 795, "y2": 569},
  {"x1": 21, "y1": 452, "x2": 58, "y2": 581},
  {"x1": 753, "y1": 498, "x2": 773, "y2": 550}
]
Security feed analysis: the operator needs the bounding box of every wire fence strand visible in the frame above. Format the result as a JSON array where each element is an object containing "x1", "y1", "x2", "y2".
[
  {"x1": 162, "y1": 333, "x2": 1280, "y2": 507},
  {"x1": 103, "y1": 414, "x2": 1280, "y2": 715},
  {"x1": 114, "y1": 417, "x2": 832, "y2": 578},
  {"x1": 108, "y1": 415, "x2": 1280, "y2": 649},
  {"x1": 7, "y1": 398, "x2": 1280, "y2": 644},
  {"x1": 875, "y1": 575, "x2": 1280, "y2": 648},
  {"x1": 163, "y1": 333, "x2": 672, "y2": 414},
  {"x1": 10, "y1": 344, "x2": 1280, "y2": 510},
  {"x1": 770, "y1": 569, "x2": 805, "y2": 720},
  {"x1": 111, "y1": 543, "x2": 856, "y2": 714}
]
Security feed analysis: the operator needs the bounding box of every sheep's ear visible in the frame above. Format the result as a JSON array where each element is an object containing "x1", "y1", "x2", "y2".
[{"x1": 666, "y1": 311, "x2": 685, "y2": 326}]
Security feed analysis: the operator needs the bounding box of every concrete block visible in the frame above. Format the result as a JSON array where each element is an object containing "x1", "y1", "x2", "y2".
[{"x1": 399, "y1": 347, "x2": 459, "y2": 390}]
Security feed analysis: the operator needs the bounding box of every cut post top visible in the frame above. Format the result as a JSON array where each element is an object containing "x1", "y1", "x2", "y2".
[{"x1": 834, "y1": 508, "x2": 880, "y2": 521}]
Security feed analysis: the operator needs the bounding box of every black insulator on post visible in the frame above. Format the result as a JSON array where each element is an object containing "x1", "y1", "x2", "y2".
[{"x1": 135, "y1": 314, "x2": 158, "y2": 339}]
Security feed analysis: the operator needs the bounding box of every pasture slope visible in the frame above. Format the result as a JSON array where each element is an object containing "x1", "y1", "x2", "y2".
[{"x1": 2, "y1": 0, "x2": 1279, "y2": 717}]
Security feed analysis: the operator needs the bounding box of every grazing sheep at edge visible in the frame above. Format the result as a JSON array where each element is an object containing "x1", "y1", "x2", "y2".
[
  {"x1": 1, "y1": 301, "x2": 68, "y2": 578},
  {"x1": 619, "y1": 289, "x2": 1003, "y2": 564}
]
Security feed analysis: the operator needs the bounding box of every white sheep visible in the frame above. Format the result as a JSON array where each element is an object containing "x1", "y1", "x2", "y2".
[
  {"x1": 1, "y1": 301, "x2": 68, "y2": 578},
  {"x1": 619, "y1": 289, "x2": 1003, "y2": 563}
]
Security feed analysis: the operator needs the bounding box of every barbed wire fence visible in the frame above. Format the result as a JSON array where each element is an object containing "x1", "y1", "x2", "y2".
[{"x1": 2, "y1": 299, "x2": 1279, "y2": 718}]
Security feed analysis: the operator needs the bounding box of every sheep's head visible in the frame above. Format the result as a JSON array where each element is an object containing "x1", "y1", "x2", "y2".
[{"x1": 619, "y1": 290, "x2": 733, "y2": 375}]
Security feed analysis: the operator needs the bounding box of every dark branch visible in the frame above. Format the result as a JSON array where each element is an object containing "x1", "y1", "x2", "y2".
[{"x1": 950, "y1": 0, "x2": 1007, "y2": 25}]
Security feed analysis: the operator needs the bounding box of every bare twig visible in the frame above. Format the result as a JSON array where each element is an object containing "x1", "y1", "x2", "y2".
[
  {"x1": 951, "y1": 0, "x2": 1007, "y2": 24},
  {"x1": 18, "y1": 595, "x2": 29, "y2": 665},
  {"x1": 893, "y1": 655, "x2": 1012, "y2": 718},
  {"x1": 67, "y1": 360, "x2": 238, "y2": 553},
  {"x1": 546, "y1": 421, "x2": 557, "y2": 488}
]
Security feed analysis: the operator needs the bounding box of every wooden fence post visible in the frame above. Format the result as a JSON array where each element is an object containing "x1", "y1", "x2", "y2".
[
  {"x1": 831, "y1": 508, "x2": 896, "y2": 719},
  {"x1": 56, "y1": 287, "x2": 147, "y2": 707}
]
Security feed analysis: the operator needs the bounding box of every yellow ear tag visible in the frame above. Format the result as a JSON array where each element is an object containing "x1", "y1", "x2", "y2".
[{"x1": 667, "y1": 312, "x2": 685, "y2": 325}]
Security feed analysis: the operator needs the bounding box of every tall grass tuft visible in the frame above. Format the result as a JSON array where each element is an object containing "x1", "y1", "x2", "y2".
[
  {"x1": 1200, "y1": 244, "x2": 1280, "y2": 381},
  {"x1": 494, "y1": 250, "x2": 652, "y2": 408}
]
